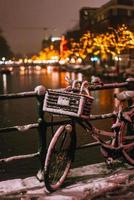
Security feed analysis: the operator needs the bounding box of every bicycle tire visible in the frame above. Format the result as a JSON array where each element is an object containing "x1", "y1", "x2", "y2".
[
  {"x1": 122, "y1": 143, "x2": 134, "y2": 165},
  {"x1": 44, "y1": 124, "x2": 76, "y2": 192},
  {"x1": 122, "y1": 112, "x2": 134, "y2": 166}
]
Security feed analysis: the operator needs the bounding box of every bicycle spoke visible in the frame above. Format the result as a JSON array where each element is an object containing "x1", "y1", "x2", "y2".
[{"x1": 51, "y1": 153, "x2": 68, "y2": 183}]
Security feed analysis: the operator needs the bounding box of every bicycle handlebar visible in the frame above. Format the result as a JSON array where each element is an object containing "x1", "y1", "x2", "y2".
[
  {"x1": 88, "y1": 82, "x2": 128, "y2": 91},
  {"x1": 66, "y1": 77, "x2": 134, "y2": 91}
]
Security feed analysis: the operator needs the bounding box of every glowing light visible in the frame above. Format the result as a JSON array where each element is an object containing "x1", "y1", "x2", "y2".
[
  {"x1": 91, "y1": 57, "x2": 99, "y2": 62},
  {"x1": 77, "y1": 73, "x2": 83, "y2": 81},
  {"x1": 8, "y1": 67, "x2": 13, "y2": 72},
  {"x1": 71, "y1": 72, "x2": 76, "y2": 80},
  {"x1": 28, "y1": 59, "x2": 32, "y2": 63},
  {"x1": 20, "y1": 66, "x2": 25, "y2": 71},
  {"x1": 51, "y1": 37, "x2": 61, "y2": 42},
  {"x1": 76, "y1": 58, "x2": 82, "y2": 64},
  {"x1": 114, "y1": 56, "x2": 122, "y2": 61},
  {"x1": 35, "y1": 65, "x2": 41, "y2": 70},
  {"x1": 47, "y1": 65, "x2": 53, "y2": 74},
  {"x1": 70, "y1": 58, "x2": 76, "y2": 64},
  {"x1": 24, "y1": 58, "x2": 28, "y2": 63},
  {"x1": 59, "y1": 60, "x2": 66, "y2": 65},
  {"x1": 2, "y1": 57, "x2": 5, "y2": 61}
]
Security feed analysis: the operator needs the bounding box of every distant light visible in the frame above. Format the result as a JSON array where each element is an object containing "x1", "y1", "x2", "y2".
[
  {"x1": 5, "y1": 60, "x2": 14, "y2": 65},
  {"x1": 24, "y1": 58, "x2": 28, "y2": 63},
  {"x1": 91, "y1": 57, "x2": 99, "y2": 62},
  {"x1": 47, "y1": 65, "x2": 53, "y2": 73},
  {"x1": 51, "y1": 56, "x2": 59, "y2": 60},
  {"x1": 76, "y1": 58, "x2": 82, "y2": 64},
  {"x1": 70, "y1": 58, "x2": 76, "y2": 64},
  {"x1": 28, "y1": 59, "x2": 32, "y2": 63},
  {"x1": 20, "y1": 66, "x2": 25, "y2": 71},
  {"x1": 9, "y1": 67, "x2": 13, "y2": 71},
  {"x1": 59, "y1": 60, "x2": 65, "y2": 65},
  {"x1": 114, "y1": 56, "x2": 122, "y2": 61},
  {"x1": 66, "y1": 57, "x2": 69, "y2": 61},
  {"x1": 2, "y1": 57, "x2": 5, "y2": 61},
  {"x1": 51, "y1": 37, "x2": 61, "y2": 42},
  {"x1": 35, "y1": 65, "x2": 41, "y2": 70}
]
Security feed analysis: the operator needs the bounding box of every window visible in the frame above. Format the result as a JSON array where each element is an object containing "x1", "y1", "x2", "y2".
[
  {"x1": 113, "y1": 9, "x2": 117, "y2": 16},
  {"x1": 128, "y1": 10, "x2": 132, "y2": 16},
  {"x1": 118, "y1": 9, "x2": 127, "y2": 16},
  {"x1": 91, "y1": 20, "x2": 95, "y2": 25},
  {"x1": 97, "y1": 15, "x2": 101, "y2": 21},
  {"x1": 101, "y1": 14, "x2": 104, "y2": 20},
  {"x1": 84, "y1": 10, "x2": 88, "y2": 16},
  {"x1": 117, "y1": 0, "x2": 133, "y2": 6}
]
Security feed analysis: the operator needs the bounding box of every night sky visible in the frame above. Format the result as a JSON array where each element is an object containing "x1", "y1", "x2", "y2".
[{"x1": 0, "y1": 0, "x2": 109, "y2": 55}]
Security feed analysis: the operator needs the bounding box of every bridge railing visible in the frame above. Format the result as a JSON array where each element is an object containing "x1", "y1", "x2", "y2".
[{"x1": 0, "y1": 78, "x2": 134, "y2": 170}]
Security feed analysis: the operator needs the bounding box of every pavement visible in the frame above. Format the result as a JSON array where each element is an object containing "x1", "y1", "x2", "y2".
[{"x1": 0, "y1": 161, "x2": 134, "y2": 200}]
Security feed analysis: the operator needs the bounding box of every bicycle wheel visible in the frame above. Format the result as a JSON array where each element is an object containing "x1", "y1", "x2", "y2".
[
  {"x1": 122, "y1": 142, "x2": 134, "y2": 165},
  {"x1": 121, "y1": 109, "x2": 134, "y2": 165},
  {"x1": 44, "y1": 124, "x2": 76, "y2": 192}
]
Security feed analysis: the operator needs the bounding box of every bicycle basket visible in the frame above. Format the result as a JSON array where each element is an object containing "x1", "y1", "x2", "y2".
[{"x1": 43, "y1": 89, "x2": 94, "y2": 119}]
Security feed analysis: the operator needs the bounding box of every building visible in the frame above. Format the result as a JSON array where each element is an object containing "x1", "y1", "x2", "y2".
[
  {"x1": 79, "y1": 7, "x2": 97, "y2": 32},
  {"x1": 42, "y1": 36, "x2": 61, "y2": 51},
  {"x1": 80, "y1": 0, "x2": 134, "y2": 33}
]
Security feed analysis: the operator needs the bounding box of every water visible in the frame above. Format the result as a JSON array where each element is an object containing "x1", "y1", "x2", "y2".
[{"x1": 0, "y1": 65, "x2": 119, "y2": 179}]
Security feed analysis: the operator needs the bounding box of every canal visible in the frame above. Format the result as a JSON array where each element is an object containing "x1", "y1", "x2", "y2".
[{"x1": 0, "y1": 65, "x2": 119, "y2": 179}]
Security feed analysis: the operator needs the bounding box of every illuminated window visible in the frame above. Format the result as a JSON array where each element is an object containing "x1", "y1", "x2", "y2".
[
  {"x1": 84, "y1": 10, "x2": 88, "y2": 16},
  {"x1": 128, "y1": 10, "x2": 132, "y2": 16}
]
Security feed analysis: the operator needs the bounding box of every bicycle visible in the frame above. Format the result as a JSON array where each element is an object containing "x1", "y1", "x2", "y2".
[{"x1": 42, "y1": 77, "x2": 134, "y2": 192}]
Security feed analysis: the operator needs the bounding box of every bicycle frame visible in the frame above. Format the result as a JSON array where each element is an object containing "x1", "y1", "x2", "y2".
[{"x1": 43, "y1": 77, "x2": 134, "y2": 192}]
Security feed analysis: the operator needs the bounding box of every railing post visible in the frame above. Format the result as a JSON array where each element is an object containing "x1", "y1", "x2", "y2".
[{"x1": 35, "y1": 86, "x2": 46, "y2": 175}]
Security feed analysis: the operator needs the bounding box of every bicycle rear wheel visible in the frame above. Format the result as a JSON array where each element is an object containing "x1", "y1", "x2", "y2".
[
  {"x1": 122, "y1": 112, "x2": 134, "y2": 166},
  {"x1": 44, "y1": 124, "x2": 76, "y2": 192},
  {"x1": 122, "y1": 141, "x2": 134, "y2": 165}
]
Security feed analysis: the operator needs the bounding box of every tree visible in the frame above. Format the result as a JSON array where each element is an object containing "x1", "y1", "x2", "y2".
[
  {"x1": 80, "y1": 32, "x2": 94, "y2": 58},
  {"x1": 0, "y1": 30, "x2": 13, "y2": 59},
  {"x1": 107, "y1": 25, "x2": 134, "y2": 73}
]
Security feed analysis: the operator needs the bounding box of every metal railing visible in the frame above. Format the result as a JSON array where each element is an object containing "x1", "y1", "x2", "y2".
[{"x1": 0, "y1": 78, "x2": 134, "y2": 169}]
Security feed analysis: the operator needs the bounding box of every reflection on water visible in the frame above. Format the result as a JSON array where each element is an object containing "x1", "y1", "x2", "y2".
[
  {"x1": 12, "y1": 65, "x2": 84, "y2": 91},
  {"x1": 2, "y1": 74, "x2": 7, "y2": 94},
  {"x1": 0, "y1": 65, "x2": 121, "y2": 177}
]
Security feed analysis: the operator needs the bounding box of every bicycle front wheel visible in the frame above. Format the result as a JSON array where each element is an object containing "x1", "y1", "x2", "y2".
[{"x1": 44, "y1": 124, "x2": 76, "y2": 192}]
